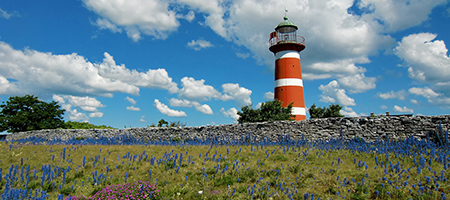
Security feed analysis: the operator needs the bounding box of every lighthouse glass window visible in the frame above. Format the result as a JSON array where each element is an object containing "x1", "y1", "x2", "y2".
[{"x1": 277, "y1": 31, "x2": 296, "y2": 43}]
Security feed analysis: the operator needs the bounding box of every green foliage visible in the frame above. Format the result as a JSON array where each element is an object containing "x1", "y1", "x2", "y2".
[
  {"x1": 0, "y1": 94, "x2": 65, "y2": 133},
  {"x1": 63, "y1": 121, "x2": 116, "y2": 129},
  {"x1": 169, "y1": 121, "x2": 186, "y2": 127},
  {"x1": 157, "y1": 119, "x2": 168, "y2": 127},
  {"x1": 309, "y1": 103, "x2": 344, "y2": 119},
  {"x1": 237, "y1": 100, "x2": 293, "y2": 123}
]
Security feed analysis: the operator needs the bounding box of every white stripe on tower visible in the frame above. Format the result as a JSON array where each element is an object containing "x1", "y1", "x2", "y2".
[
  {"x1": 275, "y1": 50, "x2": 300, "y2": 60},
  {"x1": 292, "y1": 107, "x2": 306, "y2": 116},
  {"x1": 275, "y1": 79, "x2": 303, "y2": 87}
]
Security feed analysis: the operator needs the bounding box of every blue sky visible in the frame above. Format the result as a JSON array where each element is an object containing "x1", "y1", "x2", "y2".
[{"x1": 0, "y1": 0, "x2": 449, "y2": 128}]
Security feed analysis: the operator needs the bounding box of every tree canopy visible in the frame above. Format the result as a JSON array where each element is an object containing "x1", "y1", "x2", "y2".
[
  {"x1": 0, "y1": 94, "x2": 65, "y2": 133},
  {"x1": 237, "y1": 100, "x2": 293, "y2": 123},
  {"x1": 309, "y1": 103, "x2": 344, "y2": 119}
]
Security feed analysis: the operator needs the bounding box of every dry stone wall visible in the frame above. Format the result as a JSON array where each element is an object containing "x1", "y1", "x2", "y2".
[{"x1": 5, "y1": 115, "x2": 450, "y2": 143}]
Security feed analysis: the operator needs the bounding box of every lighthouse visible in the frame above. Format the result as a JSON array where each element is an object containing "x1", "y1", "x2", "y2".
[{"x1": 269, "y1": 16, "x2": 306, "y2": 121}]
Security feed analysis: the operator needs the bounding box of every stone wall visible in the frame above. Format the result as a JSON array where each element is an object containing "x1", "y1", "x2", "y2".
[{"x1": 5, "y1": 115, "x2": 450, "y2": 143}]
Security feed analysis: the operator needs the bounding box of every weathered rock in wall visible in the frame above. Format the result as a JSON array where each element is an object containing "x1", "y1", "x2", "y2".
[{"x1": 5, "y1": 115, "x2": 450, "y2": 143}]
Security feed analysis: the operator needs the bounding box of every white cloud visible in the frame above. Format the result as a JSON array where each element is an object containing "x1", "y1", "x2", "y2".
[
  {"x1": 125, "y1": 96, "x2": 136, "y2": 105},
  {"x1": 221, "y1": 83, "x2": 252, "y2": 107},
  {"x1": 380, "y1": 105, "x2": 388, "y2": 110},
  {"x1": 182, "y1": 11, "x2": 196, "y2": 22},
  {"x1": 126, "y1": 106, "x2": 141, "y2": 111},
  {"x1": 53, "y1": 95, "x2": 105, "y2": 121},
  {"x1": 92, "y1": 18, "x2": 123, "y2": 33},
  {"x1": 62, "y1": 104, "x2": 89, "y2": 122},
  {"x1": 97, "y1": 52, "x2": 179, "y2": 93},
  {"x1": 154, "y1": 99, "x2": 187, "y2": 117},
  {"x1": 220, "y1": 107, "x2": 239, "y2": 121},
  {"x1": 395, "y1": 33, "x2": 450, "y2": 95},
  {"x1": 409, "y1": 87, "x2": 450, "y2": 106},
  {"x1": 411, "y1": 99, "x2": 419, "y2": 104},
  {"x1": 409, "y1": 87, "x2": 439, "y2": 99},
  {"x1": 169, "y1": 98, "x2": 213, "y2": 114},
  {"x1": 178, "y1": 77, "x2": 221, "y2": 101},
  {"x1": 52, "y1": 94, "x2": 65, "y2": 104},
  {"x1": 82, "y1": 0, "x2": 179, "y2": 40},
  {"x1": 0, "y1": 8, "x2": 11, "y2": 19},
  {"x1": 236, "y1": 52, "x2": 250, "y2": 59},
  {"x1": 377, "y1": 90, "x2": 407, "y2": 100},
  {"x1": 187, "y1": 39, "x2": 213, "y2": 50},
  {"x1": 63, "y1": 95, "x2": 105, "y2": 112},
  {"x1": 358, "y1": 0, "x2": 447, "y2": 32},
  {"x1": 140, "y1": 115, "x2": 146, "y2": 122},
  {"x1": 0, "y1": 42, "x2": 178, "y2": 97},
  {"x1": 0, "y1": 76, "x2": 19, "y2": 94},
  {"x1": 191, "y1": 102, "x2": 213, "y2": 115},
  {"x1": 319, "y1": 80, "x2": 356, "y2": 106},
  {"x1": 340, "y1": 106, "x2": 359, "y2": 117},
  {"x1": 264, "y1": 92, "x2": 274, "y2": 101},
  {"x1": 393, "y1": 105, "x2": 414, "y2": 113},
  {"x1": 337, "y1": 73, "x2": 376, "y2": 93},
  {"x1": 89, "y1": 112, "x2": 104, "y2": 118}
]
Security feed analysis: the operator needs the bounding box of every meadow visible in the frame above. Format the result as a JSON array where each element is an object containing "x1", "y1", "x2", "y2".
[{"x1": 0, "y1": 133, "x2": 449, "y2": 200}]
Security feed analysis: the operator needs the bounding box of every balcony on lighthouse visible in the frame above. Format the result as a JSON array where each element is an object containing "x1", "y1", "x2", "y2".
[{"x1": 269, "y1": 16, "x2": 305, "y2": 53}]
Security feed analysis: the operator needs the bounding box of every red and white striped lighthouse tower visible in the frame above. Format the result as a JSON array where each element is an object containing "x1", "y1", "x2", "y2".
[{"x1": 269, "y1": 16, "x2": 306, "y2": 121}]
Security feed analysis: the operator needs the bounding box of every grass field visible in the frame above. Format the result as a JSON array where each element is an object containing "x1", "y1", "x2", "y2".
[{"x1": 0, "y1": 134, "x2": 449, "y2": 199}]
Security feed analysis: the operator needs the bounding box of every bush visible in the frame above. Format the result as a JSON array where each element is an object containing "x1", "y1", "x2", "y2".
[
  {"x1": 237, "y1": 100, "x2": 293, "y2": 123},
  {"x1": 309, "y1": 103, "x2": 344, "y2": 119}
]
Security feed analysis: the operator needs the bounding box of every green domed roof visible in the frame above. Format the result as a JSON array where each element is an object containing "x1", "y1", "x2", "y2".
[{"x1": 275, "y1": 16, "x2": 298, "y2": 30}]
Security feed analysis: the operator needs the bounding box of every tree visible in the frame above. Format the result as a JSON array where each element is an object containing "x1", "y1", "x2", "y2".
[
  {"x1": 309, "y1": 103, "x2": 344, "y2": 119},
  {"x1": 157, "y1": 119, "x2": 168, "y2": 127},
  {"x1": 0, "y1": 94, "x2": 65, "y2": 133},
  {"x1": 237, "y1": 100, "x2": 293, "y2": 123}
]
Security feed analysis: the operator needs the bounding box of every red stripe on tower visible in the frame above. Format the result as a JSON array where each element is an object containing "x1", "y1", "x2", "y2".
[{"x1": 269, "y1": 16, "x2": 306, "y2": 121}]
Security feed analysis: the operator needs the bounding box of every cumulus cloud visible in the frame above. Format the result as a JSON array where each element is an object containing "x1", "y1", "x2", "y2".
[
  {"x1": 0, "y1": 76, "x2": 19, "y2": 94},
  {"x1": 264, "y1": 92, "x2": 274, "y2": 101},
  {"x1": 319, "y1": 80, "x2": 356, "y2": 106},
  {"x1": 82, "y1": 0, "x2": 179, "y2": 40},
  {"x1": 154, "y1": 99, "x2": 187, "y2": 117},
  {"x1": 126, "y1": 106, "x2": 141, "y2": 111},
  {"x1": 92, "y1": 18, "x2": 123, "y2": 33},
  {"x1": 125, "y1": 96, "x2": 137, "y2": 105},
  {"x1": 220, "y1": 107, "x2": 239, "y2": 121},
  {"x1": 395, "y1": 33, "x2": 450, "y2": 95},
  {"x1": 169, "y1": 98, "x2": 213, "y2": 114},
  {"x1": 358, "y1": 0, "x2": 447, "y2": 32},
  {"x1": 52, "y1": 94, "x2": 105, "y2": 121},
  {"x1": 187, "y1": 39, "x2": 213, "y2": 50},
  {"x1": 377, "y1": 90, "x2": 407, "y2": 100},
  {"x1": 380, "y1": 105, "x2": 388, "y2": 110},
  {"x1": 178, "y1": 77, "x2": 221, "y2": 101},
  {"x1": 0, "y1": 42, "x2": 178, "y2": 97},
  {"x1": 340, "y1": 106, "x2": 359, "y2": 117},
  {"x1": 220, "y1": 83, "x2": 252, "y2": 107},
  {"x1": 409, "y1": 87, "x2": 450, "y2": 106},
  {"x1": 89, "y1": 112, "x2": 104, "y2": 118},
  {"x1": 337, "y1": 73, "x2": 376, "y2": 93},
  {"x1": 409, "y1": 87, "x2": 439, "y2": 99},
  {"x1": 140, "y1": 115, "x2": 146, "y2": 122},
  {"x1": 393, "y1": 105, "x2": 414, "y2": 113}
]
